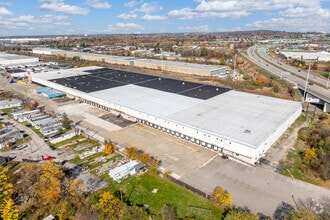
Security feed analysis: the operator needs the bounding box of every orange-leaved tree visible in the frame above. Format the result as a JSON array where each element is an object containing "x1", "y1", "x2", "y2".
[
  {"x1": 104, "y1": 140, "x2": 116, "y2": 156},
  {"x1": 210, "y1": 186, "x2": 233, "y2": 209},
  {"x1": 36, "y1": 161, "x2": 64, "y2": 206}
]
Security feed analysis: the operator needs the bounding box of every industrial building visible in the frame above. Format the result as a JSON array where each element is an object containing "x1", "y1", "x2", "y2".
[
  {"x1": 31, "y1": 66, "x2": 302, "y2": 165},
  {"x1": 0, "y1": 52, "x2": 39, "y2": 66},
  {"x1": 32, "y1": 48, "x2": 228, "y2": 77},
  {"x1": 279, "y1": 51, "x2": 330, "y2": 62}
]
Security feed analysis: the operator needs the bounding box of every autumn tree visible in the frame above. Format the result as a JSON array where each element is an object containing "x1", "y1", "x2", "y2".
[
  {"x1": 0, "y1": 166, "x2": 13, "y2": 211},
  {"x1": 210, "y1": 186, "x2": 233, "y2": 209},
  {"x1": 104, "y1": 140, "x2": 116, "y2": 156},
  {"x1": 303, "y1": 148, "x2": 316, "y2": 161},
  {"x1": 93, "y1": 191, "x2": 122, "y2": 218},
  {"x1": 1, "y1": 199, "x2": 19, "y2": 220},
  {"x1": 36, "y1": 161, "x2": 64, "y2": 206},
  {"x1": 137, "y1": 152, "x2": 151, "y2": 163},
  {"x1": 124, "y1": 147, "x2": 139, "y2": 160},
  {"x1": 255, "y1": 75, "x2": 267, "y2": 86},
  {"x1": 0, "y1": 166, "x2": 18, "y2": 220}
]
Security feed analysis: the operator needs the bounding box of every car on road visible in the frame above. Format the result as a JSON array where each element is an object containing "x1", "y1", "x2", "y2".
[
  {"x1": 42, "y1": 156, "x2": 56, "y2": 161},
  {"x1": 308, "y1": 82, "x2": 313, "y2": 86}
]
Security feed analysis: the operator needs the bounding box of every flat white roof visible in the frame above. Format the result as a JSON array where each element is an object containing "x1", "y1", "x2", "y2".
[
  {"x1": 280, "y1": 51, "x2": 330, "y2": 62},
  {"x1": 32, "y1": 67, "x2": 302, "y2": 149}
]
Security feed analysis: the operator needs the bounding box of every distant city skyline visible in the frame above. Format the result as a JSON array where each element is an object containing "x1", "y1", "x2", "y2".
[{"x1": 0, "y1": 0, "x2": 329, "y2": 36}]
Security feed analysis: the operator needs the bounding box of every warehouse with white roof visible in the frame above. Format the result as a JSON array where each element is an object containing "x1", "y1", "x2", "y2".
[
  {"x1": 0, "y1": 53, "x2": 39, "y2": 66},
  {"x1": 31, "y1": 66, "x2": 302, "y2": 165},
  {"x1": 32, "y1": 48, "x2": 228, "y2": 76}
]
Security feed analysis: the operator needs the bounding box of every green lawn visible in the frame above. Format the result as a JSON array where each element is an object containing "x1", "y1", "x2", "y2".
[
  {"x1": 319, "y1": 71, "x2": 329, "y2": 78},
  {"x1": 1, "y1": 107, "x2": 17, "y2": 115},
  {"x1": 101, "y1": 173, "x2": 224, "y2": 219},
  {"x1": 50, "y1": 134, "x2": 86, "y2": 148}
]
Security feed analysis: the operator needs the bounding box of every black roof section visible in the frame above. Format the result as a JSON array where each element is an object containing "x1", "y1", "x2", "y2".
[{"x1": 50, "y1": 68, "x2": 231, "y2": 100}]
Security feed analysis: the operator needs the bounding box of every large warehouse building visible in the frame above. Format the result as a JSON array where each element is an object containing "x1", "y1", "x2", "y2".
[
  {"x1": 32, "y1": 48, "x2": 228, "y2": 77},
  {"x1": 0, "y1": 52, "x2": 39, "y2": 66},
  {"x1": 31, "y1": 66, "x2": 302, "y2": 165}
]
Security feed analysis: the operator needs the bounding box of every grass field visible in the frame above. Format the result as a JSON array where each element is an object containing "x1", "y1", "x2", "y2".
[{"x1": 101, "y1": 172, "x2": 224, "y2": 219}]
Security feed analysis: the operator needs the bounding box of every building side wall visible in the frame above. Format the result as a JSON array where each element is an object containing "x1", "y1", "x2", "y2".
[{"x1": 253, "y1": 106, "x2": 302, "y2": 160}]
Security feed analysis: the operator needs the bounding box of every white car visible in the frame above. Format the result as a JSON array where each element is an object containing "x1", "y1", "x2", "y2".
[{"x1": 13, "y1": 144, "x2": 28, "y2": 150}]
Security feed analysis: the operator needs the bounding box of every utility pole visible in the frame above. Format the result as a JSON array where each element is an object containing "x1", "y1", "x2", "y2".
[{"x1": 303, "y1": 62, "x2": 311, "y2": 102}]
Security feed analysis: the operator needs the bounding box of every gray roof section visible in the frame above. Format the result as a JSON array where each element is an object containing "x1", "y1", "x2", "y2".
[
  {"x1": 167, "y1": 91, "x2": 300, "y2": 147},
  {"x1": 91, "y1": 86, "x2": 300, "y2": 148},
  {"x1": 0, "y1": 53, "x2": 35, "y2": 61}
]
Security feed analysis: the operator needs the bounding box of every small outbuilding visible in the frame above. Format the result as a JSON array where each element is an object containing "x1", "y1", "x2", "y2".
[{"x1": 109, "y1": 160, "x2": 145, "y2": 182}]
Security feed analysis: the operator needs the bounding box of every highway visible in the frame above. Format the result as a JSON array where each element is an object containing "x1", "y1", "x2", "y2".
[{"x1": 244, "y1": 46, "x2": 330, "y2": 104}]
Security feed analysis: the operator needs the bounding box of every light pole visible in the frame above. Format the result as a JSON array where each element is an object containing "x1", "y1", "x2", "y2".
[
  {"x1": 326, "y1": 72, "x2": 330, "y2": 89},
  {"x1": 303, "y1": 62, "x2": 311, "y2": 102}
]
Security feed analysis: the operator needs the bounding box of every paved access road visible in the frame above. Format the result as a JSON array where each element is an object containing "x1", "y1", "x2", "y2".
[{"x1": 180, "y1": 158, "x2": 330, "y2": 216}]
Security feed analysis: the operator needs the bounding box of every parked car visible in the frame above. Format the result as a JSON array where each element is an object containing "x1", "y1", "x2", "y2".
[
  {"x1": 42, "y1": 156, "x2": 56, "y2": 161},
  {"x1": 12, "y1": 144, "x2": 28, "y2": 150}
]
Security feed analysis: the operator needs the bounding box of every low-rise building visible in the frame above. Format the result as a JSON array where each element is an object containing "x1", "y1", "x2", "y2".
[
  {"x1": 109, "y1": 160, "x2": 145, "y2": 182},
  {"x1": 0, "y1": 127, "x2": 24, "y2": 149},
  {"x1": 0, "y1": 99, "x2": 22, "y2": 109}
]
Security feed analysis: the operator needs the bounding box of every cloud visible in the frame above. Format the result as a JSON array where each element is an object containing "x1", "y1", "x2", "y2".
[
  {"x1": 137, "y1": 2, "x2": 162, "y2": 14},
  {"x1": 246, "y1": 16, "x2": 329, "y2": 32},
  {"x1": 245, "y1": 1, "x2": 330, "y2": 32},
  {"x1": 279, "y1": 7, "x2": 330, "y2": 18},
  {"x1": 168, "y1": 8, "x2": 196, "y2": 20},
  {"x1": 116, "y1": 12, "x2": 137, "y2": 19},
  {"x1": 85, "y1": 0, "x2": 111, "y2": 9},
  {"x1": 168, "y1": 7, "x2": 248, "y2": 20},
  {"x1": 40, "y1": 0, "x2": 89, "y2": 15},
  {"x1": 0, "y1": 14, "x2": 71, "y2": 30},
  {"x1": 179, "y1": 25, "x2": 209, "y2": 32},
  {"x1": 107, "y1": 22, "x2": 144, "y2": 32},
  {"x1": 142, "y1": 14, "x2": 166, "y2": 21},
  {"x1": 124, "y1": 0, "x2": 140, "y2": 8},
  {"x1": 0, "y1": 7, "x2": 12, "y2": 16},
  {"x1": 195, "y1": 0, "x2": 308, "y2": 12}
]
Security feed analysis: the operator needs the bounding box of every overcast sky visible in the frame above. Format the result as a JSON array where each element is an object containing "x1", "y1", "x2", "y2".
[{"x1": 0, "y1": 0, "x2": 329, "y2": 36}]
